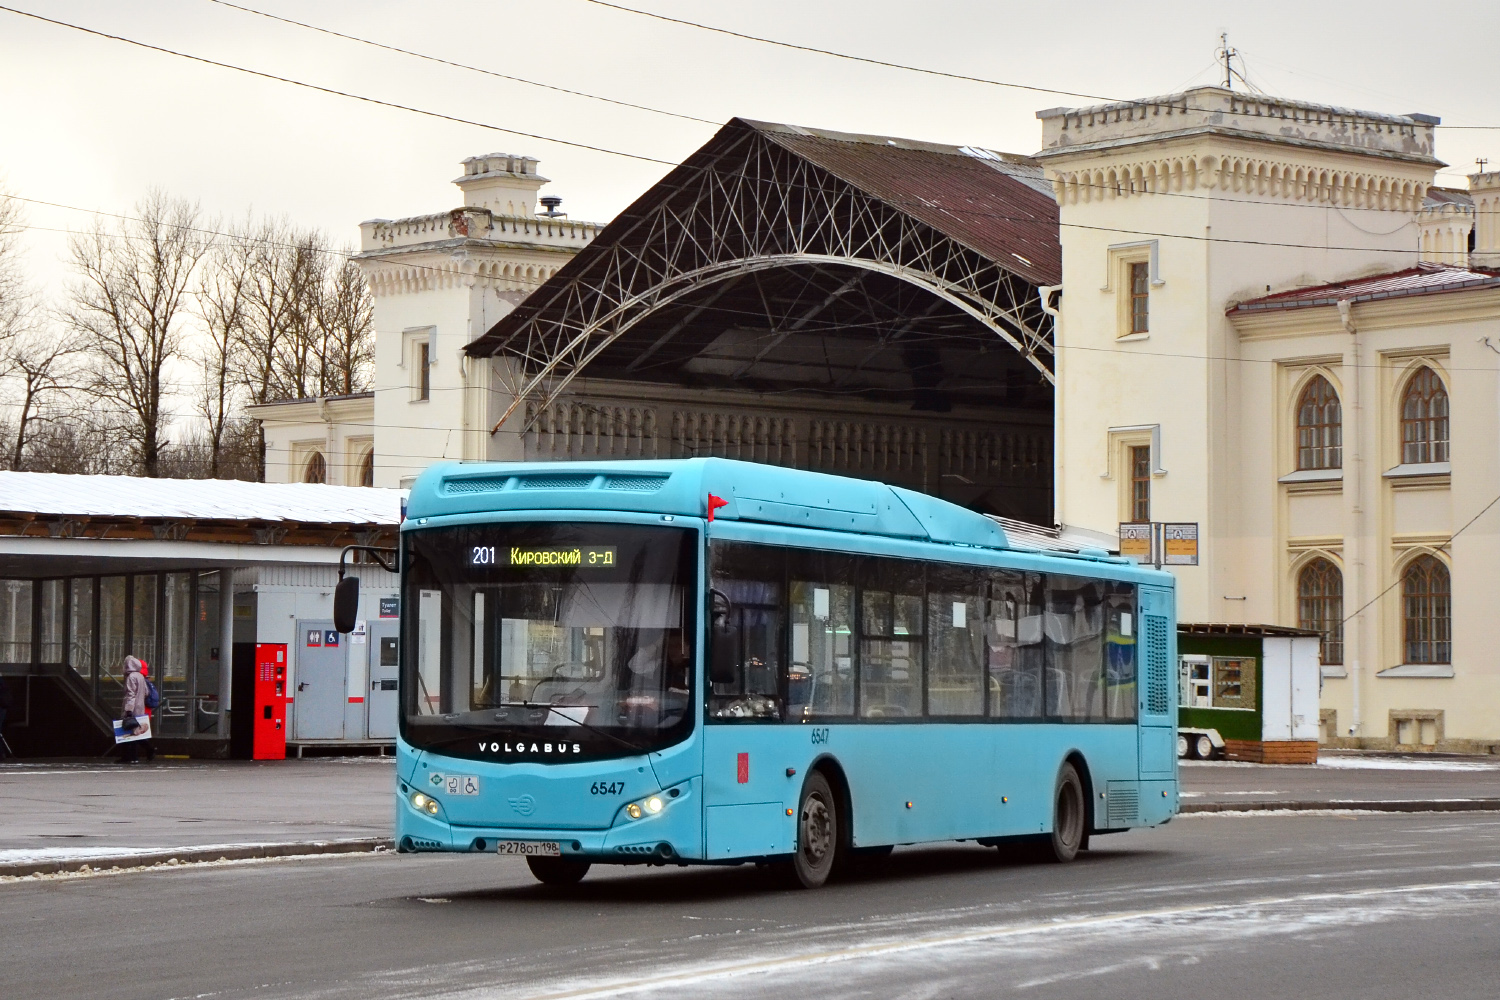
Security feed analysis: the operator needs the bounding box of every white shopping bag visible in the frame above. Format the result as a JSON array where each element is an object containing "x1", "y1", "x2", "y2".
[{"x1": 113, "y1": 715, "x2": 152, "y2": 744}]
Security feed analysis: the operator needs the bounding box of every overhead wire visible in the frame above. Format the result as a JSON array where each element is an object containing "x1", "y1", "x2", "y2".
[
  {"x1": 0, "y1": 4, "x2": 677, "y2": 166},
  {"x1": 201, "y1": 0, "x2": 719, "y2": 126},
  {"x1": 579, "y1": 1, "x2": 1500, "y2": 130}
]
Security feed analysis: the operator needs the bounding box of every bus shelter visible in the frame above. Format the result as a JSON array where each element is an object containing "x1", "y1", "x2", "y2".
[{"x1": 0, "y1": 472, "x2": 402, "y2": 759}]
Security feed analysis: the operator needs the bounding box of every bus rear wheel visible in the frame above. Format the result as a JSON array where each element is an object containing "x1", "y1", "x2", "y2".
[
  {"x1": 526, "y1": 855, "x2": 590, "y2": 885},
  {"x1": 792, "y1": 771, "x2": 840, "y2": 889},
  {"x1": 1044, "y1": 762, "x2": 1086, "y2": 863}
]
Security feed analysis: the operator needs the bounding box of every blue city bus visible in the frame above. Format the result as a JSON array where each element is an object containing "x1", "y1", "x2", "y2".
[{"x1": 393, "y1": 458, "x2": 1179, "y2": 888}]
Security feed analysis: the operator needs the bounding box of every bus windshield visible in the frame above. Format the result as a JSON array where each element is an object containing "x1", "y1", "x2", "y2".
[{"x1": 401, "y1": 522, "x2": 697, "y2": 760}]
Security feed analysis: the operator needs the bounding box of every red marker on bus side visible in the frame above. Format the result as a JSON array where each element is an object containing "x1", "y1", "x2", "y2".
[{"x1": 707, "y1": 494, "x2": 729, "y2": 521}]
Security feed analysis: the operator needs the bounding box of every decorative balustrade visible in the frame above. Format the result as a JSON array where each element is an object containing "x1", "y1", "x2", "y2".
[{"x1": 521, "y1": 399, "x2": 1051, "y2": 491}]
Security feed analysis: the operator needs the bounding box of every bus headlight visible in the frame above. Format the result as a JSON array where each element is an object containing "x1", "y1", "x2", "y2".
[
  {"x1": 625, "y1": 794, "x2": 669, "y2": 821},
  {"x1": 410, "y1": 791, "x2": 440, "y2": 816}
]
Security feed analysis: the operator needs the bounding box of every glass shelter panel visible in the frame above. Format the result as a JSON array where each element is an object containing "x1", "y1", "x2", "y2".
[
  {"x1": 194, "y1": 572, "x2": 222, "y2": 734},
  {"x1": 132, "y1": 574, "x2": 159, "y2": 670},
  {"x1": 0, "y1": 579, "x2": 32, "y2": 664},
  {"x1": 39, "y1": 580, "x2": 65, "y2": 664},
  {"x1": 158, "y1": 573, "x2": 193, "y2": 737},
  {"x1": 98, "y1": 576, "x2": 128, "y2": 706},
  {"x1": 70, "y1": 577, "x2": 95, "y2": 683}
]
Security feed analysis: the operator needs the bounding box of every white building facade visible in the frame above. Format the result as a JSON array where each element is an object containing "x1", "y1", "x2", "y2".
[
  {"x1": 1040, "y1": 87, "x2": 1500, "y2": 752},
  {"x1": 251, "y1": 154, "x2": 601, "y2": 487}
]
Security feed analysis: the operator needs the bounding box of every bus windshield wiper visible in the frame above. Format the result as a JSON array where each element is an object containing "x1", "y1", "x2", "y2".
[{"x1": 498, "y1": 701, "x2": 650, "y2": 754}]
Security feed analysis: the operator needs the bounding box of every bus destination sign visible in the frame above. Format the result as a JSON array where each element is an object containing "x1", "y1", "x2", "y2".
[{"x1": 469, "y1": 545, "x2": 617, "y2": 568}]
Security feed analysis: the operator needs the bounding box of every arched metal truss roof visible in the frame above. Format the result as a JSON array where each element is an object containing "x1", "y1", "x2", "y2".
[{"x1": 467, "y1": 118, "x2": 1061, "y2": 432}]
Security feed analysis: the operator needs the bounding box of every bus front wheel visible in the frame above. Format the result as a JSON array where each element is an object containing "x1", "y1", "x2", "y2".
[
  {"x1": 526, "y1": 855, "x2": 590, "y2": 885},
  {"x1": 792, "y1": 771, "x2": 840, "y2": 889},
  {"x1": 1044, "y1": 763, "x2": 1086, "y2": 863}
]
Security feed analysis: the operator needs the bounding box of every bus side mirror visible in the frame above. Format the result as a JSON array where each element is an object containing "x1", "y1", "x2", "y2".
[
  {"x1": 333, "y1": 577, "x2": 360, "y2": 634},
  {"x1": 709, "y1": 624, "x2": 740, "y2": 686}
]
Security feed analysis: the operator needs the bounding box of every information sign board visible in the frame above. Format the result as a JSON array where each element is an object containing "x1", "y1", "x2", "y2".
[
  {"x1": 1163, "y1": 522, "x2": 1200, "y2": 565},
  {"x1": 1118, "y1": 523, "x2": 1153, "y2": 563}
]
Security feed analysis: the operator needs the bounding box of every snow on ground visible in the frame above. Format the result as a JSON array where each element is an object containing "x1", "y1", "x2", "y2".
[
  {"x1": 0, "y1": 843, "x2": 289, "y2": 865},
  {"x1": 1316, "y1": 755, "x2": 1500, "y2": 772}
]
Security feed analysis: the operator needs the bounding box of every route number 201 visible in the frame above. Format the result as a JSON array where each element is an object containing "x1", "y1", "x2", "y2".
[
  {"x1": 590, "y1": 781, "x2": 625, "y2": 795},
  {"x1": 471, "y1": 546, "x2": 497, "y2": 565}
]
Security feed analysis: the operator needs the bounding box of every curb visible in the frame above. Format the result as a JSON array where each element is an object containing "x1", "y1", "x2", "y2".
[
  {"x1": 1, "y1": 837, "x2": 394, "y2": 878},
  {"x1": 1182, "y1": 799, "x2": 1500, "y2": 815}
]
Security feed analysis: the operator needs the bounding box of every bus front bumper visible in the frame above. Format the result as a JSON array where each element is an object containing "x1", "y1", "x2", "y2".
[{"x1": 395, "y1": 781, "x2": 704, "y2": 861}]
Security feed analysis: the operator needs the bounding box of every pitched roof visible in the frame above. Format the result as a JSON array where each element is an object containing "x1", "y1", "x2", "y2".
[
  {"x1": 1229, "y1": 263, "x2": 1500, "y2": 314},
  {"x1": 742, "y1": 120, "x2": 1061, "y2": 286}
]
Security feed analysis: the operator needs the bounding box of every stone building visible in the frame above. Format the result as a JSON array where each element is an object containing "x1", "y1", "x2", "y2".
[
  {"x1": 250, "y1": 154, "x2": 602, "y2": 487},
  {"x1": 1040, "y1": 86, "x2": 1500, "y2": 752}
]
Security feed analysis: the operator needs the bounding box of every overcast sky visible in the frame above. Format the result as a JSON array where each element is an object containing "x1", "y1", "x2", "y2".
[{"x1": 3, "y1": 0, "x2": 1496, "y2": 302}]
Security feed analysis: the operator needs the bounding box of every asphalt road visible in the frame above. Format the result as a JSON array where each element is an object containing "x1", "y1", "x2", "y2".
[{"x1": 6, "y1": 811, "x2": 1500, "y2": 999}]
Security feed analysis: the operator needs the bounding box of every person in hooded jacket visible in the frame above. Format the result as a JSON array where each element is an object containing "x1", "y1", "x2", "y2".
[{"x1": 119, "y1": 655, "x2": 153, "y2": 764}]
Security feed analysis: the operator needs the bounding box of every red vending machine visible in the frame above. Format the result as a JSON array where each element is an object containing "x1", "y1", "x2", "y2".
[{"x1": 253, "y1": 643, "x2": 288, "y2": 760}]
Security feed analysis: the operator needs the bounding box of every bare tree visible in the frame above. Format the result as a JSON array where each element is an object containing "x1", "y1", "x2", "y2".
[
  {"x1": 0, "y1": 182, "x2": 33, "y2": 361},
  {"x1": 317, "y1": 255, "x2": 375, "y2": 396},
  {"x1": 4, "y1": 327, "x2": 85, "y2": 470},
  {"x1": 196, "y1": 224, "x2": 254, "y2": 478},
  {"x1": 65, "y1": 191, "x2": 209, "y2": 477}
]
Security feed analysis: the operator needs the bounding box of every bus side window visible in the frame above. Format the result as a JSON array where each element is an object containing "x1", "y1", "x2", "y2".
[
  {"x1": 708, "y1": 542, "x2": 785, "y2": 721},
  {"x1": 1103, "y1": 581, "x2": 1138, "y2": 720},
  {"x1": 788, "y1": 548, "x2": 857, "y2": 719},
  {"x1": 1046, "y1": 576, "x2": 1105, "y2": 721},
  {"x1": 860, "y1": 557, "x2": 925, "y2": 719},
  {"x1": 927, "y1": 564, "x2": 984, "y2": 716},
  {"x1": 988, "y1": 571, "x2": 1044, "y2": 719}
]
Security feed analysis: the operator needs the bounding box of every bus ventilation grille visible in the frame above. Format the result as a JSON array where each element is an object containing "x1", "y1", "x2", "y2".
[
  {"x1": 408, "y1": 838, "x2": 444, "y2": 851},
  {"x1": 518, "y1": 475, "x2": 594, "y2": 490},
  {"x1": 602, "y1": 475, "x2": 669, "y2": 493},
  {"x1": 445, "y1": 476, "x2": 510, "y2": 494},
  {"x1": 1145, "y1": 615, "x2": 1170, "y2": 715},
  {"x1": 613, "y1": 844, "x2": 659, "y2": 856},
  {"x1": 1106, "y1": 783, "x2": 1139, "y2": 825}
]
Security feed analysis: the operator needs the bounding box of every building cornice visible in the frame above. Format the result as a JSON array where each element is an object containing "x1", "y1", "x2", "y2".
[
  {"x1": 1037, "y1": 87, "x2": 1441, "y2": 166},
  {"x1": 1045, "y1": 132, "x2": 1434, "y2": 211}
]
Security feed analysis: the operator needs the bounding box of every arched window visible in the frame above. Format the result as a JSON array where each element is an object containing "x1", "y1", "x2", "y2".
[
  {"x1": 1401, "y1": 367, "x2": 1449, "y2": 465},
  {"x1": 358, "y1": 450, "x2": 374, "y2": 488},
  {"x1": 303, "y1": 452, "x2": 327, "y2": 484},
  {"x1": 1402, "y1": 555, "x2": 1451, "y2": 665},
  {"x1": 1297, "y1": 558, "x2": 1343, "y2": 665},
  {"x1": 1296, "y1": 375, "x2": 1342, "y2": 470}
]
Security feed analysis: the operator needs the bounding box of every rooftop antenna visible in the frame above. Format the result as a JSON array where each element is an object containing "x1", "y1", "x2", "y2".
[
  {"x1": 1218, "y1": 33, "x2": 1237, "y2": 89},
  {"x1": 1479, "y1": 158, "x2": 1491, "y2": 173},
  {"x1": 1214, "y1": 33, "x2": 1261, "y2": 93}
]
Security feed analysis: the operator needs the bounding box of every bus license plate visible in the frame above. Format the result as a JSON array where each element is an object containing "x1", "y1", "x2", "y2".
[{"x1": 496, "y1": 841, "x2": 560, "y2": 857}]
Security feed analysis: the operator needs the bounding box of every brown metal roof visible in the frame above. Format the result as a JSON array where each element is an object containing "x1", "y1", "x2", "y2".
[
  {"x1": 744, "y1": 121, "x2": 1061, "y2": 286},
  {"x1": 1229, "y1": 263, "x2": 1500, "y2": 315}
]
